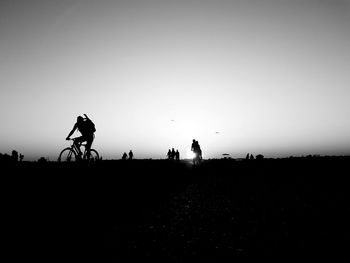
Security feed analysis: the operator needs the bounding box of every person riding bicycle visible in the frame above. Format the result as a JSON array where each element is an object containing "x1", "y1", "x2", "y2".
[{"x1": 66, "y1": 114, "x2": 96, "y2": 159}]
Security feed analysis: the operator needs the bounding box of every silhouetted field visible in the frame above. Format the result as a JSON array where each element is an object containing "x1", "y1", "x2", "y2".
[{"x1": 2, "y1": 157, "x2": 350, "y2": 261}]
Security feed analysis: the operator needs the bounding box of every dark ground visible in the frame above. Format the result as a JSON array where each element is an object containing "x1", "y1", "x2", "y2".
[{"x1": 2, "y1": 157, "x2": 350, "y2": 261}]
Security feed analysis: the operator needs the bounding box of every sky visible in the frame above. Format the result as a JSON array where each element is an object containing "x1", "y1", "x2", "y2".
[{"x1": 0, "y1": 0, "x2": 349, "y2": 161}]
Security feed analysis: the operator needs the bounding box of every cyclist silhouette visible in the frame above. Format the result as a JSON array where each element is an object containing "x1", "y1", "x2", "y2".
[{"x1": 66, "y1": 114, "x2": 95, "y2": 159}]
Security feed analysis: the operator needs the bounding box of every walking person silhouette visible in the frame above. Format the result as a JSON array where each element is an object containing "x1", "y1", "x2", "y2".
[
  {"x1": 66, "y1": 114, "x2": 96, "y2": 159},
  {"x1": 128, "y1": 150, "x2": 134, "y2": 160},
  {"x1": 167, "y1": 149, "x2": 172, "y2": 160},
  {"x1": 171, "y1": 148, "x2": 176, "y2": 160},
  {"x1": 191, "y1": 139, "x2": 202, "y2": 164},
  {"x1": 175, "y1": 150, "x2": 180, "y2": 161}
]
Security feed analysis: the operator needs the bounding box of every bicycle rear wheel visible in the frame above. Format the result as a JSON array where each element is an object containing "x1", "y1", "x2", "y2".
[
  {"x1": 85, "y1": 149, "x2": 99, "y2": 162},
  {"x1": 58, "y1": 148, "x2": 77, "y2": 162}
]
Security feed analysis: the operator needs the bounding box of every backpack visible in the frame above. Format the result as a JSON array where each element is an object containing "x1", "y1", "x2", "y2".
[{"x1": 85, "y1": 119, "x2": 96, "y2": 133}]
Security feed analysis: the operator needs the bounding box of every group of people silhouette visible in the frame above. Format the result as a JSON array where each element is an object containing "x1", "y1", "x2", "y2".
[
  {"x1": 0, "y1": 150, "x2": 24, "y2": 162},
  {"x1": 246, "y1": 153, "x2": 255, "y2": 160},
  {"x1": 122, "y1": 150, "x2": 134, "y2": 161},
  {"x1": 167, "y1": 148, "x2": 180, "y2": 161},
  {"x1": 191, "y1": 139, "x2": 202, "y2": 159}
]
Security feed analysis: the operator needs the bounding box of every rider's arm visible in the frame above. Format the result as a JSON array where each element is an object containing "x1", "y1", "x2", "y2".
[
  {"x1": 66, "y1": 123, "x2": 77, "y2": 140},
  {"x1": 83, "y1": 114, "x2": 90, "y2": 120}
]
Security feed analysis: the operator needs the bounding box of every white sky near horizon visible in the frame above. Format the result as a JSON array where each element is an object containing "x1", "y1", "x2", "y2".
[{"x1": 0, "y1": 0, "x2": 349, "y2": 161}]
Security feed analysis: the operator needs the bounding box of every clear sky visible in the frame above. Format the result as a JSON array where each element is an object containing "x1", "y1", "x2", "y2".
[{"x1": 0, "y1": 0, "x2": 349, "y2": 161}]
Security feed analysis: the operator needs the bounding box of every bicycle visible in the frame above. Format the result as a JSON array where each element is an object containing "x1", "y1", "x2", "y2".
[{"x1": 58, "y1": 137, "x2": 99, "y2": 162}]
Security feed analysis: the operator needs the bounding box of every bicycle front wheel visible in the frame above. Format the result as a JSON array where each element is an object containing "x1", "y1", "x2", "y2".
[{"x1": 58, "y1": 148, "x2": 77, "y2": 162}]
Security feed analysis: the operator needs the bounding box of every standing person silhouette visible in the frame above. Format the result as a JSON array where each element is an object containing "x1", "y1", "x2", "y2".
[
  {"x1": 196, "y1": 141, "x2": 202, "y2": 160},
  {"x1": 191, "y1": 139, "x2": 199, "y2": 154},
  {"x1": 167, "y1": 149, "x2": 172, "y2": 160},
  {"x1": 191, "y1": 139, "x2": 202, "y2": 164},
  {"x1": 175, "y1": 150, "x2": 180, "y2": 161},
  {"x1": 66, "y1": 114, "x2": 96, "y2": 159},
  {"x1": 128, "y1": 150, "x2": 134, "y2": 160},
  {"x1": 171, "y1": 148, "x2": 176, "y2": 160}
]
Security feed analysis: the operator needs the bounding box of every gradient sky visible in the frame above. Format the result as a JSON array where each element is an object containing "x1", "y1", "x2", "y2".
[{"x1": 0, "y1": 0, "x2": 349, "y2": 161}]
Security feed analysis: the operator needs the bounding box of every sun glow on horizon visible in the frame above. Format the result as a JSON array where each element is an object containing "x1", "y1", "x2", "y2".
[{"x1": 186, "y1": 148, "x2": 195, "y2": 159}]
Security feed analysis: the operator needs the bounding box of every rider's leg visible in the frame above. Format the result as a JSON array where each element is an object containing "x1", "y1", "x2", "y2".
[
  {"x1": 85, "y1": 135, "x2": 94, "y2": 159},
  {"x1": 74, "y1": 136, "x2": 85, "y2": 158}
]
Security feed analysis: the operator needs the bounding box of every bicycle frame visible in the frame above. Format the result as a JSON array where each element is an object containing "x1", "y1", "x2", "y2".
[{"x1": 70, "y1": 139, "x2": 89, "y2": 158}]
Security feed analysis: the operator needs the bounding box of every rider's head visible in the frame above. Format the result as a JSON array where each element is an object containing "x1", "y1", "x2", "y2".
[{"x1": 77, "y1": 116, "x2": 84, "y2": 123}]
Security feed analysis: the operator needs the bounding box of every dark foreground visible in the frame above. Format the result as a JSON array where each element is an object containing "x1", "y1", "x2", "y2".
[{"x1": 3, "y1": 157, "x2": 350, "y2": 260}]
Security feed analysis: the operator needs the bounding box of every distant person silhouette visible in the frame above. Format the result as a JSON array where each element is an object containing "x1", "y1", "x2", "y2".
[
  {"x1": 246, "y1": 153, "x2": 250, "y2": 160},
  {"x1": 198, "y1": 145, "x2": 202, "y2": 160},
  {"x1": 191, "y1": 139, "x2": 197, "y2": 153},
  {"x1": 191, "y1": 139, "x2": 202, "y2": 164},
  {"x1": 175, "y1": 150, "x2": 180, "y2": 161},
  {"x1": 171, "y1": 148, "x2": 176, "y2": 160},
  {"x1": 128, "y1": 150, "x2": 134, "y2": 160},
  {"x1": 167, "y1": 149, "x2": 172, "y2": 160},
  {"x1": 122, "y1": 152, "x2": 128, "y2": 160},
  {"x1": 66, "y1": 114, "x2": 96, "y2": 159},
  {"x1": 250, "y1": 154, "x2": 255, "y2": 160}
]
